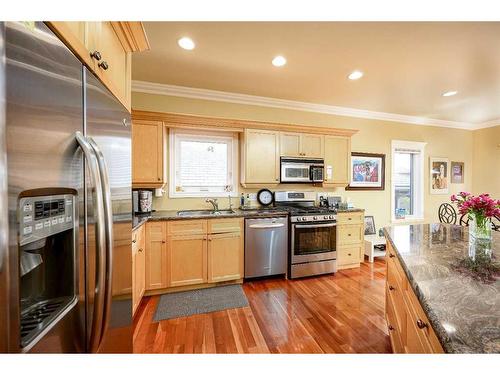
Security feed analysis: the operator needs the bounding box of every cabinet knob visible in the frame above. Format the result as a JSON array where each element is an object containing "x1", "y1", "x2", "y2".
[
  {"x1": 348, "y1": 234, "x2": 351, "y2": 236},
  {"x1": 158, "y1": 177, "x2": 161, "y2": 181},
  {"x1": 132, "y1": 239, "x2": 137, "y2": 244},
  {"x1": 139, "y1": 248, "x2": 143, "y2": 252},
  {"x1": 348, "y1": 253, "x2": 351, "y2": 256},
  {"x1": 275, "y1": 178, "x2": 279, "y2": 181},
  {"x1": 98, "y1": 61, "x2": 109, "y2": 70},
  {"x1": 348, "y1": 218, "x2": 352, "y2": 220},
  {"x1": 389, "y1": 285, "x2": 395, "y2": 291},
  {"x1": 161, "y1": 240, "x2": 166, "y2": 244},
  {"x1": 416, "y1": 319, "x2": 428, "y2": 329},
  {"x1": 90, "y1": 50, "x2": 102, "y2": 61},
  {"x1": 389, "y1": 253, "x2": 395, "y2": 258},
  {"x1": 388, "y1": 325, "x2": 394, "y2": 331}
]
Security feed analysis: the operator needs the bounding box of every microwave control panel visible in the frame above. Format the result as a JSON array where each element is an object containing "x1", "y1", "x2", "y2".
[{"x1": 19, "y1": 193, "x2": 76, "y2": 246}]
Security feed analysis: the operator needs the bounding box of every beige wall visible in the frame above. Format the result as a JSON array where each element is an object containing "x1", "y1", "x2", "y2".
[
  {"x1": 132, "y1": 91, "x2": 479, "y2": 229},
  {"x1": 472, "y1": 125, "x2": 500, "y2": 198}
]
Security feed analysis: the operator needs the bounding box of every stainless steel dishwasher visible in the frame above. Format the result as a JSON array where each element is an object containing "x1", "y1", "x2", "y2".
[{"x1": 244, "y1": 217, "x2": 288, "y2": 278}]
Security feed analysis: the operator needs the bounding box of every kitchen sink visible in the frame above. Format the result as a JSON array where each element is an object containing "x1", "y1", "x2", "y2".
[{"x1": 177, "y1": 209, "x2": 236, "y2": 217}]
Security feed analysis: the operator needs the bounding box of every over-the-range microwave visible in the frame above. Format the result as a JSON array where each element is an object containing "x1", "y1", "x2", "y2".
[{"x1": 280, "y1": 157, "x2": 325, "y2": 183}]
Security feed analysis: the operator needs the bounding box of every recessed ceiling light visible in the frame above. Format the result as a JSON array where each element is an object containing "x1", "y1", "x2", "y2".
[
  {"x1": 348, "y1": 70, "x2": 364, "y2": 80},
  {"x1": 272, "y1": 55, "x2": 287, "y2": 67},
  {"x1": 177, "y1": 37, "x2": 195, "y2": 50},
  {"x1": 442, "y1": 90, "x2": 458, "y2": 97}
]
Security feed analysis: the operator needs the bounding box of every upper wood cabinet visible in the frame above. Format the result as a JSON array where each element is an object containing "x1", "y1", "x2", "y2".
[
  {"x1": 46, "y1": 21, "x2": 149, "y2": 112},
  {"x1": 132, "y1": 120, "x2": 167, "y2": 188},
  {"x1": 87, "y1": 22, "x2": 131, "y2": 110},
  {"x1": 240, "y1": 129, "x2": 280, "y2": 186},
  {"x1": 324, "y1": 135, "x2": 351, "y2": 186},
  {"x1": 280, "y1": 132, "x2": 324, "y2": 158}
]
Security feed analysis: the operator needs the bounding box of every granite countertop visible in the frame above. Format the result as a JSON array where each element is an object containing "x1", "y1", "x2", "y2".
[
  {"x1": 132, "y1": 208, "x2": 289, "y2": 230},
  {"x1": 384, "y1": 223, "x2": 500, "y2": 353}
]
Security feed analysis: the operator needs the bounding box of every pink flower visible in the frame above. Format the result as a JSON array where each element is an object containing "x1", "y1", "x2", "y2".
[{"x1": 450, "y1": 192, "x2": 500, "y2": 218}]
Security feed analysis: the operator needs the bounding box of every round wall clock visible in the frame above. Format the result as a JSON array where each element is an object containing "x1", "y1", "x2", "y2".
[{"x1": 257, "y1": 189, "x2": 274, "y2": 206}]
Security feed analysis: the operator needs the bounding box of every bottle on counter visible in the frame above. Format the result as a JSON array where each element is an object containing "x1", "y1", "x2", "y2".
[
  {"x1": 245, "y1": 194, "x2": 250, "y2": 208},
  {"x1": 240, "y1": 193, "x2": 245, "y2": 208}
]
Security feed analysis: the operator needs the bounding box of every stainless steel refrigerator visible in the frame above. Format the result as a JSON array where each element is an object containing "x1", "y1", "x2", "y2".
[{"x1": 0, "y1": 21, "x2": 132, "y2": 353}]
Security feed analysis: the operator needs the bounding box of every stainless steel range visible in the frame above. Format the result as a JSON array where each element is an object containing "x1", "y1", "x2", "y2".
[{"x1": 275, "y1": 192, "x2": 337, "y2": 279}]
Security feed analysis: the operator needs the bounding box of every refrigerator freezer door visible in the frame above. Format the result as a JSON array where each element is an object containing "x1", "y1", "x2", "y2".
[
  {"x1": 0, "y1": 22, "x2": 8, "y2": 353},
  {"x1": 85, "y1": 68, "x2": 132, "y2": 353},
  {"x1": 5, "y1": 22, "x2": 85, "y2": 352}
]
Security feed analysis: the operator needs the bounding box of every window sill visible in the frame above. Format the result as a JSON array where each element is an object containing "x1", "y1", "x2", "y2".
[{"x1": 390, "y1": 217, "x2": 425, "y2": 225}]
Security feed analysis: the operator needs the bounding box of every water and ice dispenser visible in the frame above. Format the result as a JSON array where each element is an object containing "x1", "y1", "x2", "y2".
[{"x1": 18, "y1": 188, "x2": 78, "y2": 348}]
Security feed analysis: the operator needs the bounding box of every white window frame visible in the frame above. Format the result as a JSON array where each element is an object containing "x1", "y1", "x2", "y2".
[
  {"x1": 169, "y1": 128, "x2": 239, "y2": 198},
  {"x1": 391, "y1": 140, "x2": 426, "y2": 223}
]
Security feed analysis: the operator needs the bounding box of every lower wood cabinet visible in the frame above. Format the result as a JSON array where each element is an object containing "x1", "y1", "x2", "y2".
[
  {"x1": 167, "y1": 235, "x2": 207, "y2": 287},
  {"x1": 385, "y1": 241, "x2": 444, "y2": 353},
  {"x1": 145, "y1": 222, "x2": 168, "y2": 290},
  {"x1": 207, "y1": 232, "x2": 244, "y2": 283},
  {"x1": 132, "y1": 224, "x2": 146, "y2": 315},
  {"x1": 144, "y1": 218, "x2": 244, "y2": 294},
  {"x1": 336, "y1": 211, "x2": 364, "y2": 269}
]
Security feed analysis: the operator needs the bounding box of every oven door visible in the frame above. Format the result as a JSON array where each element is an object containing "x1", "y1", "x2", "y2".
[
  {"x1": 291, "y1": 221, "x2": 337, "y2": 263},
  {"x1": 281, "y1": 163, "x2": 311, "y2": 183}
]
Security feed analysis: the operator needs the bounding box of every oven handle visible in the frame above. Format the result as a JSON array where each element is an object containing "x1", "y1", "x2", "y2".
[{"x1": 294, "y1": 223, "x2": 337, "y2": 229}]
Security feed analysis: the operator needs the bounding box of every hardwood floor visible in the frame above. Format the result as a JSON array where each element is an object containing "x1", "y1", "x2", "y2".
[{"x1": 133, "y1": 258, "x2": 391, "y2": 353}]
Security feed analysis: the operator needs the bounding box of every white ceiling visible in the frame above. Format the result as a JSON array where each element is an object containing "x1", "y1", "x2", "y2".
[{"x1": 132, "y1": 22, "x2": 500, "y2": 128}]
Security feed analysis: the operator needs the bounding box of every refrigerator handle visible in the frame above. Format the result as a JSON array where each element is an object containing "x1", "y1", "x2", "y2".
[
  {"x1": 88, "y1": 137, "x2": 113, "y2": 348},
  {"x1": 75, "y1": 131, "x2": 106, "y2": 353}
]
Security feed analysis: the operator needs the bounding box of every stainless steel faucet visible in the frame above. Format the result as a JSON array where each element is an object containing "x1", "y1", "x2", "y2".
[{"x1": 206, "y1": 198, "x2": 219, "y2": 212}]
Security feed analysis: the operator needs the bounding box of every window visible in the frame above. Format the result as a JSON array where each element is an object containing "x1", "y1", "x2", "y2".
[
  {"x1": 169, "y1": 129, "x2": 238, "y2": 197},
  {"x1": 391, "y1": 140, "x2": 426, "y2": 221}
]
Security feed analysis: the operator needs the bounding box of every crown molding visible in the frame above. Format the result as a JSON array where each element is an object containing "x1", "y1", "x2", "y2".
[
  {"x1": 473, "y1": 119, "x2": 500, "y2": 130},
  {"x1": 132, "y1": 80, "x2": 496, "y2": 131}
]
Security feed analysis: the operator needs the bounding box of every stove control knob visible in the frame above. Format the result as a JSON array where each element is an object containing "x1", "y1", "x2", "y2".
[
  {"x1": 330, "y1": 215, "x2": 334, "y2": 219},
  {"x1": 296, "y1": 217, "x2": 301, "y2": 222},
  {"x1": 324, "y1": 215, "x2": 329, "y2": 220},
  {"x1": 313, "y1": 216, "x2": 318, "y2": 220}
]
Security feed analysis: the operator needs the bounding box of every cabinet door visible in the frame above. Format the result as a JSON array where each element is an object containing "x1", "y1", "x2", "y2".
[
  {"x1": 207, "y1": 232, "x2": 243, "y2": 283},
  {"x1": 243, "y1": 129, "x2": 280, "y2": 184},
  {"x1": 137, "y1": 225, "x2": 146, "y2": 299},
  {"x1": 280, "y1": 132, "x2": 301, "y2": 157},
  {"x1": 324, "y1": 136, "x2": 350, "y2": 185},
  {"x1": 96, "y1": 22, "x2": 131, "y2": 110},
  {"x1": 301, "y1": 134, "x2": 324, "y2": 158},
  {"x1": 132, "y1": 120, "x2": 164, "y2": 186},
  {"x1": 145, "y1": 222, "x2": 168, "y2": 290},
  {"x1": 167, "y1": 235, "x2": 207, "y2": 287}
]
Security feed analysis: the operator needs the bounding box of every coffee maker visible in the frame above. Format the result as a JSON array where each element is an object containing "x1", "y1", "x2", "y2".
[{"x1": 133, "y1": 190, "x2": 153, "y2": 214}]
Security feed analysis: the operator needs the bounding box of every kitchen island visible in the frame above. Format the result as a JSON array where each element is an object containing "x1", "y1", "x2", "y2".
[{"x1": 384, "y1": 223, "x2": 499, "y2": 353}]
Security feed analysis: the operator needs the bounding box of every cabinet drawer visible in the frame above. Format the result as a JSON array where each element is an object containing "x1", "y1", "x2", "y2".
[
  {"x1": 208, "y1": 218, "x2": 243, "y2": 234},
  {"x1": 386, "y1": 289, "x2": 405, "y2": 353},
  {"x1": 167, "y1": 220, "x2": 207, "y2": 236},
  {"x1": 336, "y1": 212, "x2": 364, "y2": 225},
  {"x1": 404, "y1": 283, "x2": 444, "y2": 353},
  {"x1": 337, "y1": 224, "x2": 363, "y2": 245},
  {"x1": 337, "y1": 246, "x2": 361, "y2": 266}
]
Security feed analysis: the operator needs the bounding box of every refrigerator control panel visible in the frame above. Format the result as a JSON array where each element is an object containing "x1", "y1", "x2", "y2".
[{"x1": 19, "y1": 193, "x2": 76, "y2": 246}]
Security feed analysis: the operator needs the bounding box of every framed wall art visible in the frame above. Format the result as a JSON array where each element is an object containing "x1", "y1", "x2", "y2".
[
  {"x1": 430, "y1": 157, "x2": 449, "y2": 194},
  {"x1": 346, "y1": 152, "x2": 385, "y2": 190},
  {"x1": 451, "y1": 161, "x2": 464, "y2": 184}
]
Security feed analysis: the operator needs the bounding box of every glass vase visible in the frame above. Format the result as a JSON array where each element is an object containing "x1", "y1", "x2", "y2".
[{"x1": 468, "y1": 214, "x2": 492, "y2": 241}]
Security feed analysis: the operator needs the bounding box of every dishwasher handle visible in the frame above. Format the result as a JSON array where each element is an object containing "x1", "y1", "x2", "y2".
[{"x1": 248, "y1": 223, "x2": 285, "y2": 229}]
